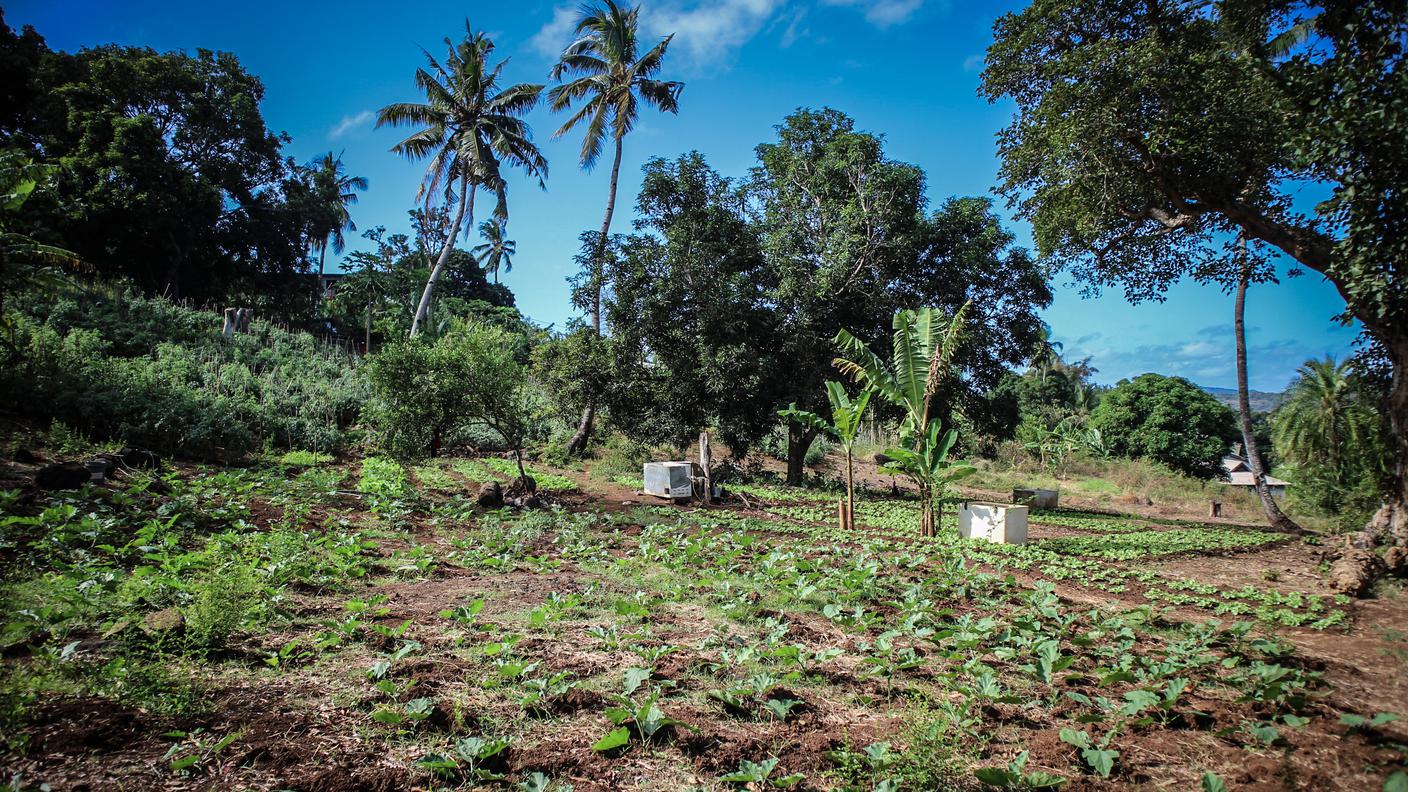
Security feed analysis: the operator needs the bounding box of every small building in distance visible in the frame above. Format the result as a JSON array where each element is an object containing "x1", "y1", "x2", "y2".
[{"x1": 1222, "y1": 448, "x2": 1289, "y2": 499}]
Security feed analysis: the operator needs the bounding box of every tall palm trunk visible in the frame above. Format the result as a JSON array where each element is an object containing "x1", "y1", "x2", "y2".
[
  {"x1": 566, "y1": 133, "x2": 624, "y2": 456},
  {"x1": 1234, "y1": 241, "x2": 1300, "y2": 533},
  {"x1": 317, "y1": 242, "x2": 327, "y2": 300},
  {"x1": 410, "y1": 175, "x2": 474, "y2": 337}
]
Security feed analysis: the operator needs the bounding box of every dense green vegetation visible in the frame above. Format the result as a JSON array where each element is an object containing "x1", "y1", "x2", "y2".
[
  {"x1": 2, "y1": 1, "x2": 1407, "y2": 788},
  {"x1": 1, "y1": 286, "x2": 364, "y2": 457}
]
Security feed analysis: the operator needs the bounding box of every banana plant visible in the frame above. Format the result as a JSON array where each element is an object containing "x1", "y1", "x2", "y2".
[
  {"x1": 778, "y1": 381, "x2": 873, "y2": 532},
  {"x1": 874, "y1": 422, "x2": 975, "y2": 536},
  {"x1": 834, "y1": 304, "x2": 974, "y2": 537}
]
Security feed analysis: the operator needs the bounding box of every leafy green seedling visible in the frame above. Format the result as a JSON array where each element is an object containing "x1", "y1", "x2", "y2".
[
  {"x1": 719, "y1": 757, "x2": 804, "y2": 788},
  {"x1": 973, "y1": 750, "x2": 1067, "y2": 789},
  {"x1": 1059, "y1": 729, "x2": 1119, "y2": 779}
]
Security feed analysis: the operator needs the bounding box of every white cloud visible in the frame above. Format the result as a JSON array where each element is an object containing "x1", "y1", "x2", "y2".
[
  {"x1": 778, "y1": 7, "x2": 809, "y2": 48},
  {"x1": 530, "y1": 5, "x2": 578, "y2": 58},
  {"x1": 529, "y1": 0, "x2": 926, "y2": 73},
  {"x1": 1058, "y1": 333, "x2": 1317, "y2": 392},
  {"x1": 642, "y1": 0, "x2": 784, "y2": 69},
  {"x1": 328, "y1": 110, "x2": 374, "y2": 140},
  {"x1": 821, "y1": 0, "x2": 924, "y2": 28},
  {"x1": 962, "y1": 53, "x2": 984, "y2": 72}
]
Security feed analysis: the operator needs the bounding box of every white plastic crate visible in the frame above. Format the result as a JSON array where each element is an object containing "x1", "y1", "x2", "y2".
[
  {"x1": 958, "y1": 501, "x2": 1029, "y2": 545},
  {"x1": 643, "y1": 461, "x2": 693, "y2": 499}
]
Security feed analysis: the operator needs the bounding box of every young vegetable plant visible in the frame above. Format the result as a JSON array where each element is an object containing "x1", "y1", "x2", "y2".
[
  {"x1": 163, "y1": 728, "x2": 242, "y2": 776},
  {"x1": 718, "y1": 757, "x2": 804, "y2": 788},
  {"x1": 973, "y1": 750, "x2": 1067, "y2": 789},
  {"x1": 779, "y1": 381, "x2": 873, "y2": 532},
  {"x1": 593, "y1": 690, "x2": 682, "y2": 751},
  {"x1": 419, "y1": 736, "x2": 511, "y2": 781},
  {"x1": 1059, "y1": 728, "x2": 1119, "y2": 779}
]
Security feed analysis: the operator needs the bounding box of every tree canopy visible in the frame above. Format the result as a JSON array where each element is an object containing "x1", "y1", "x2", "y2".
[
  {"x1": 1090, "y1": 373, "x2": 1238, "y2": 479},
  {"x1": 749, "y1": 108, "x2": 1050, "y2": 481},
  {"x1": 982, "y1": 0, "x2": 1408, "y2": 538},
  {"x1": 0, "y1": 16, "x2": 323, "y2": 309}
]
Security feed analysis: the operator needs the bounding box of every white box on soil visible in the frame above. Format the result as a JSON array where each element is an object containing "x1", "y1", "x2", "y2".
[
  {"x1": 958, "y1": 502, "x2": 1029, "y2": 545},
  {"x1": 643, "y1": 461, "x2": 693, "y2": 499}
]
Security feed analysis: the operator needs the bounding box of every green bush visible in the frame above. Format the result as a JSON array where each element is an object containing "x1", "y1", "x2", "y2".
[
  {"x1": 366, "y1": 322, "x2": 547, "y2": 467},
  {"x1": 1090, "y1": 373, "x2": 1237, "y2": 479},
  {"x1": 0, "y1": 287, "x2": 366, "y2": 458}
]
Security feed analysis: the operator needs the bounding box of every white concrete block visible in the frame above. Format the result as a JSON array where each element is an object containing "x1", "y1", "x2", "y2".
[
  {"x1": 958, "y1": 502, "x2": 1029, "y2": 545},
  {"x1": 1012, "y1": 488, "x2": 1059, "y2": 509}
]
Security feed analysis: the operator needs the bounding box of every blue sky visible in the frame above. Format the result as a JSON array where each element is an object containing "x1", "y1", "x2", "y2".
[{"x1": 9, "y1": 0, "x2": 1360, "y2": 392}]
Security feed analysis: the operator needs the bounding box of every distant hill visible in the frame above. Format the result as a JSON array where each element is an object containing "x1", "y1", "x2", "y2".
[{"x1": 1200, "y1": 386, "x2": 1283, "y2": 414}]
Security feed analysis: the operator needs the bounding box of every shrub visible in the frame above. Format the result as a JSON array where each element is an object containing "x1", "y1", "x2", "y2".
[
  {"x1": 0, "y1": 286, "x2": 365, "y2": 458},
  {"x1": 366, "y1": 323, "x2": 545, "y2": 482},
  {"x1": 1090, "y1": 374, "x2": 1238, "y2": 479}
]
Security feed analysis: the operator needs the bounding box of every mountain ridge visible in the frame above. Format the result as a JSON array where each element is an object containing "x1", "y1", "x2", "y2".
[{"x1": 1199, "y1": 385, "x2": 1283, "y2": 414}]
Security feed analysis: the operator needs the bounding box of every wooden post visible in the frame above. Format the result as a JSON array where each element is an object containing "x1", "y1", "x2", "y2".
[{"x1": 698, "y1": 432, "x2": 712, "y2": 504}]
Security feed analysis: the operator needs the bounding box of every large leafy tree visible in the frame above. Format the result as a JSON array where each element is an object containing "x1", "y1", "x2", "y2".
[
  {"x1": 982, "y1": 0, "x2": 1408, "y2": 544},
  {"x1": 548, "y1": 0, "x2": 683, "y2": 455},
  {"x1": 750, "y1": 109, "x2": 1050, "y2": 484},
  {"x1": 307, "y1": 151, "x2": 368, "y2": 295},
  {"x1": 589, "y1": 153, "x2": 781, "y2": 454},
  {"x1": 378, "y1": 21, "x2": 546, "y2": 336},
  {"x1": 1090, "y1": 374, "x2": 1239, "y2": 479},
  {"x1": 1, "y1": 21, "x2": 321, "y2": 309}
]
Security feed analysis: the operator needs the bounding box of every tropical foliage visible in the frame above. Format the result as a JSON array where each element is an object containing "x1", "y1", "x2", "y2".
[
  {"x1": 779, "y1": 381, "x2": 873, "y2": 531},
  {"x1": 835, "y1": 306, "x2": 977, "y2": 536},
  {"x1": 377, "y1": 21, "x2": 547, "y2": 335},
  {"x1": 1273, "y1": 356, "x2": 1391, "y2": 522}
]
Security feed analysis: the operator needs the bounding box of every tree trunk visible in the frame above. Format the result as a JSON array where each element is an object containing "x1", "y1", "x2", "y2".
[
  {"x1": 1234, "y1": 242, "x2": 1301, "y2": 533},
  {"x1": 785, "y1": 422, "x2": 820, "y2": 486},
  {"x1": 410, "y1": 176, "x2": 474, "y2": 337},
  {"x1": 318, "y1": 242, "x2": 327, "y2": 301},
  {"x1": 566, "y1": 133, "x2": 626, "y2": 457},
  {"x1": 514, "y1": 447, "x2": 529, "y2": 491},
  {"x1": 1361, "y1": 336, "x2": 1408, "y2": 548},
  {"x1": 845, "y1": 447, "x2": 855, "y2": 532},
  {"x1": 365, "y1": 298, "x2": 372, "y2": 354},
  {"x1": 1214, "y1": 206, "x2": 1406, "y2": 548}
]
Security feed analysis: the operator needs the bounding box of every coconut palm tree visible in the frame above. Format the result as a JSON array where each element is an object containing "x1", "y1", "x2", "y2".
[
  {"x1": 1232, "y1": 236, "x2": 1300, "y2": 532},
  {"x1": 378, "y1": 21, "x2": 547, "y2": 336},
  {"x1": 1029, "y1": 322, "x2": 1063, "y2": 382},
  {"x1": 308, "y1": 151, "x2": 368, "y2": 296},
  {"x1": 549, "y1": 0, "x2": 683, "y2": 454},
  {"x1": 471, "y1": 219, "x2": 515, "y2": 283},
  {"x1": 1273, "y1": 356, "x2": 1378, "y2": 488},
  {"x1": 834, "y1": 304, "x2": 976, "y2": 537}
]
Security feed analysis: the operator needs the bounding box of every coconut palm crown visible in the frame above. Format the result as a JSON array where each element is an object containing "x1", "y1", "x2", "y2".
[
  {"x1": 377, "y1": 21, "x2": 547, "y2": 334},
  {"x1": 471, "y1": 219, "x2": 515, "y2": 283}
]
